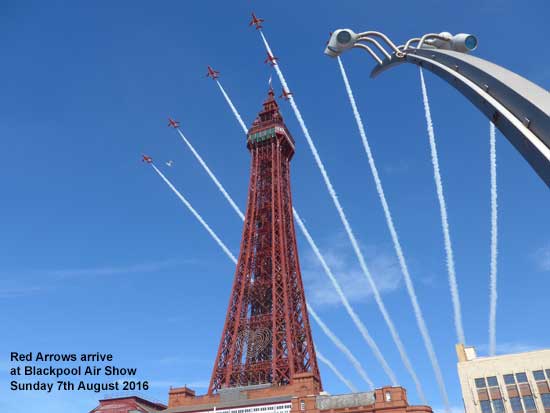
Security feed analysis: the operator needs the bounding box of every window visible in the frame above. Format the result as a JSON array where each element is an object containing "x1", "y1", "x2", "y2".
[
  {"x1": 546, "y1": 370, "x2": 550, "y2": 380},
  {"x1": 523, "y1": 396, "x2": 536, "y2": 411},
  {"x1": 487, "y1": 376, "x2": 499, "y2": 387},
  {"x1": 542, "y1": 393, "x2": 550, "y2": 409},
  {"x1": 505, "y1": 374, "x2": 516, "y2": 385},
  {"x1": 300, "y1": 401, "x2": 305, "y2": 411},
  {"x1": 477, "y1": 378, "x2": 488, "y2": 388},
  {"x1": 510, "y1": 397, "x2": 524, "y2": 413},
  {"x1": 481, "y1": 400, "x2": 493, "y2": 413},
  {"x1": 385, "y1": 391, "x2": 392, "y2": 402},
  {"x1": 516, "y1": 373, "x2": 528, "y2": 383},
  {"x1": 492, "y1": 399, "x2": 505, "y2": 413},
  {"x1": 534, "y1": 370, "x2": 546, "y2": 381}
]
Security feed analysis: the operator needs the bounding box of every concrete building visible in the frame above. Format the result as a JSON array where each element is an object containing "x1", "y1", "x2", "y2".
[{"x1": 456, "y1": 344, "x2": 550, "y2": 413}]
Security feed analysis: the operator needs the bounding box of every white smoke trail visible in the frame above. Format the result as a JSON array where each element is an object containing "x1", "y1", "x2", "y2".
[
  {"x1": 259, "y1": 30, "x2": 401, "y2": 385},
  {"x1": 213, "y1": 70, "x2": 393, "y2": 386},
  {"x1": 216, "y1": 80, "x2": 248, "y2": 133},
  {"x1": 151, "y1": 164, "x2": 238, "y2": 264},
  {"x1": 294, "y1": 209, "x2": 398, "y2": 386},
  {"x1": 316, "y1": 349, "x2": 358, "y2": 393},
  {"x1": 308, "y1": 305, "x2": 374, "y2": 389},
  {"x1": 337, "y1": 57, "x2": 446, "y2": 405},
  {"x1": 175, "y1": 128, "x2": 244, "y2": 221},
  {"x1": 489, "y1": 121, "x2": 498, "y2": 356},
  {"x1": 419, "y1": 67, "x2": 465, "y2": 347}
]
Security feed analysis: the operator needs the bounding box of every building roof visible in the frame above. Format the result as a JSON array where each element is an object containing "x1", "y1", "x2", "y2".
[
  {"x1": 456, "y1": 343, "x2": 550, "y2": 363},
  {"x1": 163, "y1": 395, "x2": 293, "y2": 413},
  {"x1": 90, "y1": 395, "x2": 167, "y2": 413}
]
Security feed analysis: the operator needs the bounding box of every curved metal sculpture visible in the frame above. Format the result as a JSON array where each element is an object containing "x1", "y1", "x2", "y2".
[{"x1": 325, "y1": 30, "x2": 550, "y2": 187}]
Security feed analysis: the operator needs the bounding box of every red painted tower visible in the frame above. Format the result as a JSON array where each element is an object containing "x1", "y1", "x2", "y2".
[{"x1": 208, "y1": 87, "x2": 320, "y2": 394}]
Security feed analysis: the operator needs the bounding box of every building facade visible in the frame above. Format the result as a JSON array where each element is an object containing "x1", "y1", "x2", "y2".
[
  {"x1": 456, "y1": 344, "x2": 550, "y2": 413},
  {"x1": 166, "y1": 372, "x2": 431, "y2": 413}
]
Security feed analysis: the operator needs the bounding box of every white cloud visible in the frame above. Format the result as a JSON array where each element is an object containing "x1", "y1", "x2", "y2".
[
  {"x1": 533, "y1": 244, "x2": 550, "y2": 272},
  {"x1": 0, "y1": 259, "x2": 184, "y2": 298},
  {"x1": 433, "y1": 406, "x2": 464, "y2": 413},
  {"x1": 157, "y1": 356, "x2": 210, "y2": 366},
  {"x1": 43, "y1": 259, "x2": 183, "y2": 278},
  {"x1": 476, "y1": 342, "x2": 545, "y2": 356},
  {"x1": 0, "y1": 286, "x2": 44, "y2": 298},
  {"x1": 301, "y1": 235, "x2": 401, "y2": 307}
]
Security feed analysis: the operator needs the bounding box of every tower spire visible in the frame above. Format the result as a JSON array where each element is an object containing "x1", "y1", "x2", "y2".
[{"x1": 208, "y1": 88, "x2": 320, "y2": 393}]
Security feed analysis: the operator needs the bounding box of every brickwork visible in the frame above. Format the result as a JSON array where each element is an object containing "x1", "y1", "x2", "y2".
[{"x1": 166, "y1": 373, "x2": 431, "y2": 413}]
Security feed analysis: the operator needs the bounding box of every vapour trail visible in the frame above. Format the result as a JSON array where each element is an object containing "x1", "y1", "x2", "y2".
[
  {"x1": 308, "y1": 306, "x2": 374, "y2": 389},
  {"x1": 316, "y1": 349, "x2": 358, "y2": 393},
  {"x1": 259, "y1": 29, "x2": 401, "y2": 384},
  {"x1": 338, "y1": 57, "x2": 446, "y2": 406},
  {"x1": 151, "y1": 164, "x2": 237, "y2": 264},
  {"x1": 174, "y1": 128, "x2": 244, "y2": 221},
  {"x1": 419, "y1": 68, "x2": 465, "y2": 346},
  {"x1": 212, "y1": 75, "x2": 391, "y2": 386},
  {"x1": 489, "y1": 121, "x2": 498, "y2": 357},
  {"x1": 216, "y1": 80, "x2": 248, "y2": 133},
  {"x1": 293, "y1": 209, "x2": 398, "y2": 387}
]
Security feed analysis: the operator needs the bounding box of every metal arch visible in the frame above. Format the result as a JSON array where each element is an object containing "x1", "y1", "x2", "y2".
[{"x1": 371, "y1": 48, "x2": 550, "y2": 187}]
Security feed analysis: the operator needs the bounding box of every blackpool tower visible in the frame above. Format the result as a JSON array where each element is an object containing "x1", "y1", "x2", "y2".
[
  {"x1": 208, "y1": 87, "x2": 321, "y2": 394},
  {"x1": 90, "y1": 86, "x2": 434, "y2": 413}
]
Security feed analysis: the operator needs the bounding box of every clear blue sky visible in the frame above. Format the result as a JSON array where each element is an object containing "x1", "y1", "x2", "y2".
[{"x1": 1, "y1": 1, "x2": 549, "y2": 412}]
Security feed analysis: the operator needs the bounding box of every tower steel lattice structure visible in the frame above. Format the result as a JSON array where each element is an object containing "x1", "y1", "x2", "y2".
[{"x1": 208, "y1": 88, "x2": 321, "y2": 394}]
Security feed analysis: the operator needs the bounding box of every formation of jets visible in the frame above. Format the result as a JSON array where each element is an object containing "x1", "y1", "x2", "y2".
[{"x1": 145, "y1": 13, "x2": 294, "y2": 168}]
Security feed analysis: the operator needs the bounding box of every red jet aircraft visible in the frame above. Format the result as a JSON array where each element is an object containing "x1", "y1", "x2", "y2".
[
  {"x1": 249, "y1": 12, "x2": 264, "y2": 30},
  {"x1": 167, "y1": 118, "x2": 180, "y2": 128},
  {"x1": 264, "y1": 52, "x2": 278, "y2": 66},
  {"x1": 280, "y1": 88, "x2": 292, "y2": 100},
  {"x1": 142, "y1": 155, "x2": 153, "y2": 164},
  {"x1": 206, "y1": 65, "x2": 220, "y2": 80}
]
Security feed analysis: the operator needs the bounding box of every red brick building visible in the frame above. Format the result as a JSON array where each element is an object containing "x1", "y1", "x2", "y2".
[{"x1": 163, "y1": 372, "x2": 431, "y2": 413}]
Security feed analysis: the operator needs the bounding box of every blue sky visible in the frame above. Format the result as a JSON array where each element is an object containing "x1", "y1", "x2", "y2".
[{"x1": 1, "y1": 1, "x2": 549, "y2": 412}]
